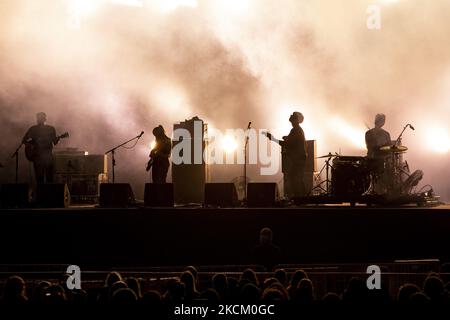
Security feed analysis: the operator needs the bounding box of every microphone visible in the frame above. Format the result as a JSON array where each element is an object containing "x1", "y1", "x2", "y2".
[
  {"x1": 138, "y1": 131, "x2": 144, "y2": 138},
  {"x1": 408, "y1": 124, "x2": 415, "y2": 130},
  {"x1": 247, "y1": 122, "x2": 252, "y2": 129}
]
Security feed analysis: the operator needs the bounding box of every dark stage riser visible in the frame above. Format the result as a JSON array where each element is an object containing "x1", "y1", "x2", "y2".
[{"x1": 0, "y1": 207, "x2": 449, "y2": 268}]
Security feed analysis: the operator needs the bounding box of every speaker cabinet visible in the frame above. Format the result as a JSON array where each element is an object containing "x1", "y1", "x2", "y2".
[
  {"x1": 204, "y1": 183, "x2": 239, "y2": 207},
  {"x1": 36, "y1": 183, "x2": 71, "y2": 208},
  {"x1": 0, "y1": 184, "x2": 30, "y2": 208},
  {"x1": 305, "y1": 140, "x2": 317, "y2": 173},
  {"x1": 144, "y1": 183, "x2": 174, "y2": 207},
  {"x1": 99, "y1": 183, "x2": 135, "y2": 208},
  {"x1": 247, "y1": 183, "x2": 279, "y2": 207}
]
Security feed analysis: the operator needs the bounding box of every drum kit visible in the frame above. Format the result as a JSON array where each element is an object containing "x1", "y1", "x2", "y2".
[{"x1": 312, "y1": 143, "x2": 424, "y2": 201}]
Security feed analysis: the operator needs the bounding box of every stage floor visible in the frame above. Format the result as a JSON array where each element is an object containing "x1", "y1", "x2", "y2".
[{"x1": 0, "y1": 204, "x2": 449, "y2": 268}]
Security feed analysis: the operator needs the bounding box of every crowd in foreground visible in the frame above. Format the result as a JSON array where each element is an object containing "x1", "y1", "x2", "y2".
[{"x1": 1, "y1": 266, "x2": 450, "y2": 309}]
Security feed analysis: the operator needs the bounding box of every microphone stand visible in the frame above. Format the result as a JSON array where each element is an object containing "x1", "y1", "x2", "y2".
[
  {"x1": 105, "y1": 132, "x2": 144, "y2": 184},
  {"x1": 243, "y1": 122, "x2": 251, "y2": 204},
  {"x1": 11, "y1": 143, "x2": 24, "y2": 184},
  {"x1": 394, "y1": 124, "x2": 412, "y2": 146}
]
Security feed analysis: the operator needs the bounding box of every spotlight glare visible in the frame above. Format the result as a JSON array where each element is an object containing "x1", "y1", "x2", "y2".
[
  {"x1": 67, "y1": 0, "x2": 99, "y2": 16},
  {"x1": 153, "y1": 0, "x2": 198, "y2": 13},
  {"x1": 330, "y1": 117, "x2": 366, "y2": 150},
  {"x1": 222, "y1": 135, "x2": 238, "y2": 153},
  {"x1": 427, "y1": 127, "x2": 450, "y2": 154}
]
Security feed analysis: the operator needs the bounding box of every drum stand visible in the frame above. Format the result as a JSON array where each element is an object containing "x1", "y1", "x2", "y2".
[{"x1": 311, "y1": 153, "x2": 335, "y2": 195}]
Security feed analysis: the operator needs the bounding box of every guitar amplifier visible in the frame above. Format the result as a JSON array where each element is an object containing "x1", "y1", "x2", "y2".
[
  {"x1": 305, "y1": 140, "x2": 317, "y2": 173},
  {"x1": 54, "y1": 153, "x2": 107, "y2": 175},
  {"x1": 54, "y1": 150, "x2": 108, "y2": 202}
]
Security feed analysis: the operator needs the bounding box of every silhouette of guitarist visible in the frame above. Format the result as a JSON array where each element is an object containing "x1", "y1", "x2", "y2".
[
  {"x1": 22, "y1": 112, "x2": 66, "y2": 184},
  {"x1": 147, "y1": 125, "x2": 171, "y2": 183},
  {"x1": 264, "y1": 112, "x2": 307, "y2": 198}
]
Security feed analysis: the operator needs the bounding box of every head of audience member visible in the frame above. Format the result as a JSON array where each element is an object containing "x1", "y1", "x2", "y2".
[
  {"x1": 141, "y1": 290, "x2": 162, "y2": 306},
  {"x1": 397, "y1": 283, "x2": 421, "y2": 303},
  {"x1": 184, "y1": 266, "x2": 199, "y2": 287},
  {"x1": 240, "y1": 269, "x2": 259, "y2": 287},
  {"x1": 289, "y1": 270, "x2": 309, "y2": 291},
  {"x1": 293, "y1": 278, "x2": 314, "y2": 304},
  {"x1": 409, "y1": 292, "x2": 431, "y2": 306},
  {"x1": 423, "y1": 276, "x2": 445, "y2": 302},
  {"x1": 212, "y1": 273, "x2": 228, "y2": 301},
  {"x1": 126, "y1": 277, "x2": 142, "y2": 299},
  {"x1": 112, "y1": 288, "x2": 138, "y2": 305},
  {"x1": 200, "y1": 289, "x2": 220, "y2": 303},
  {"x1": 263, "y1": 278, "x2": 280, "y2": 290},
  {"x1": 262, "y1": 288, "x2": 286, "y2": 302},
  {"x1": 105, "y1": 271, "x2": 123, "y2": 288},
  {"x1": 342, "y1": 277, "x2": 368, "y2": 303},
  {"x1": 2, "y1": 276, "x2": 27, "y2": 304},
  {"x1": 109, "y1": 281, "x2": 128, "y2": 299},
  {"x1": 32, "y1": 281, "x2": 51, "y2": 304},
  {"x1": 180, "y1": 271, "x2": 199, "y2": 300},
  {"x1": 240, "y1": 283, "x2": 261, "y2": 303},
  {"x1": 164, "y1": 279, "x2": 185, "y2": 302},
  {"x1": 274, "y1": 269, "x2": 288, "y2": 287},
  {"x1": 43, "y1": 285, "x2": 67, "y2": 305},
  {"x1": 259, "y1": 227, "x2": 274, "y2": 246},
  {"x1": 322, "y1": 292, "x2": 341, "y2": 306}
]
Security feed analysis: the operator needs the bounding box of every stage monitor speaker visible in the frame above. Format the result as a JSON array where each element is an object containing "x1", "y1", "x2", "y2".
[
  {"x1": 247, "y1": 183, "x2": 279, "y2": 207},
  {"x1": 0, "y1": 184, "x2": 30, "y2": 208},
  {"x1": 204, "y1": 183, "x2": 238, "y2": 207},
  {"x1": 36, "y1": 183, "x2": 70, "y2": 208},
  {"x1": 99, "y1": 183, "x2": 135, "y2": 208},
  {"x1": 144, "y1": 183, "x2": 174, "y2": 207}
]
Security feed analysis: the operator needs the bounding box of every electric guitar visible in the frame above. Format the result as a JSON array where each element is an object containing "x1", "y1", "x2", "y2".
[
  {"x1": 146, "y1": 148, "x2": 156, "y2": 172},
  {"x1": 25, "y1": 132, "x2": 69, "y2": 162},
  {"x1": 146, "y1": 157, "x2": 154, "y2": 172}
]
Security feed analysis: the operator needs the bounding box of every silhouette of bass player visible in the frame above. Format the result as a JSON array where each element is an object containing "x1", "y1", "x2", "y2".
[
  {"x1": 146, "y1": 125, "x2": 172, "y2": 183},
  {"x1": 22, "y1": 112, "x2": 68, "y2": 184}
]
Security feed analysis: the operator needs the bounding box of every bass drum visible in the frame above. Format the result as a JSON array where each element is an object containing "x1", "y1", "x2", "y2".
[{"x1": 331, "y1": 157, "x2": 370, "y2": 197}]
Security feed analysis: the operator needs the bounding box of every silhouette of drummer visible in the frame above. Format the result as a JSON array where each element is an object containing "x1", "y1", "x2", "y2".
[
  {"x1": 365, "y1": 113, "x2": 392, "y2": 193},
  {"x1": 365, "y1": 113, "x2": 391, "y2": 159}
]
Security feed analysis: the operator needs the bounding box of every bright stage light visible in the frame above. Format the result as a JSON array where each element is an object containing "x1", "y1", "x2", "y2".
[
  {"x1": 152, "y1": 0, "x2": 198, "y2": 13},
  {"x1": 67, "y1": 0, "x2": 99, "y2": 17},
  {"x1": 329, "y1": 117, "x2": 366, "y2": 150},
  {"x1": 426, "y1": 127, "x2": 450, "y2": 154},
  {"x1": 150, "y1": 140, "x2": 157, "y2": 150},
  {"x1": 222, "y1": 135, "x2": 238, "y2": 153},
  {"x1": 381, "y1": 0, "x2": 400, "y2": 4},
  {"x1": 110, "y1": 0, "x2": 144, "y2": 7},
  {"x1": 212, "y1": 0, "x2": 251, "y2": 14}
]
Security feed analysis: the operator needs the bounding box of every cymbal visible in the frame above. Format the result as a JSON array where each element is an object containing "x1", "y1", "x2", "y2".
[
  {"x1": 316, "y1": 153, "x2": 338, "y2": 159},
  {"x1": 379, "y1": 145, "x2": 408, "y2": 153}
]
